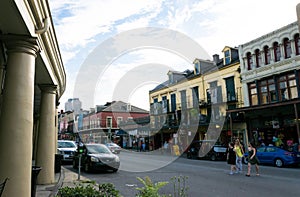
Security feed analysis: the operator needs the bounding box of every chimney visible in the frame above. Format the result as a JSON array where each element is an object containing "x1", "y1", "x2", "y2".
[{"x1": 213, "y1": 54, "x2": 219, "y2": 65}]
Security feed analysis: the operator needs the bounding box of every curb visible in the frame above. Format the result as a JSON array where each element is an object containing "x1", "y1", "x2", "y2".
[{"x1": 48, "y1": 168, "x2": 64, "y2": 197}]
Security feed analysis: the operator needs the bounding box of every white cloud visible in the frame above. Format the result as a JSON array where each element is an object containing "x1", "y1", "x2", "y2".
[
  {"x1": 192, "y1": 0, "x2": 300, "y2": 56},
  {"x1": 51, "y1": 0, "x2": 300, "y2": 111}
]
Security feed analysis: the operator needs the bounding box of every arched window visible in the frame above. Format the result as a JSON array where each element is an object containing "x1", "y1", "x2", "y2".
[
  {"x1": 283, "y1": 38, "x2": 291, "y2": 58},
  {"x1": 263, "y1": 46, "x2": 270, "y2": 65},
  {"x1": 294, "y1": 34, "x2": 300, "y2": 55},
  {"x1": 273, "y1": 42, "x2": 281, "y2": 62},
  {"x1": 255, "y1": 49, "x2": 261, "y2": 68},
  {"x1": 246, "y1": 52, "x2": 253, "y2": 70}
]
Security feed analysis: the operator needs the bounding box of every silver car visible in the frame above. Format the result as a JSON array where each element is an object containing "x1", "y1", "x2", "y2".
[
  {"x1": 105, "y1": 143, "x2": 121, "y2": 154},
  {"x1": 57, "y1": 140, "x2": 77, "y2": 162}
]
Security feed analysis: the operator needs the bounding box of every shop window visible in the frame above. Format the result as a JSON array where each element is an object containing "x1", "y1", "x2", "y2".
[
  {"x1": 248, "y1": 83, "x2": 258, "y2": 106},
  {"x1": 289, "y1": 78, "x2": 298, "y2": 99},
  {"x1": 269, "y1": 83, "x2": 276, "y2": 102},
  {"x1": 278, "y1": 73, "x2": 298, "y2": 101},
  {"x1": 259, "y1": 79, "x2": 277, "y2": 104},
  {"x1": 273, "y1": 42, "x2": 281, "y2": 62},
  {"x1": 283, "y1": 38, "x2": 292, "y2": 59},
  {"x1": 279, "y1": 80, "x2": 288, "y2": 101},
  {"x1": 260, "y1": 85, "x2": 268, "y2": 104}
]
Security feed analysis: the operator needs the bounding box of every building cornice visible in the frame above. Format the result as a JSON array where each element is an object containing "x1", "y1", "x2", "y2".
[{"x1": 24, "y1": 0, "x2": 66, "y2": 99}]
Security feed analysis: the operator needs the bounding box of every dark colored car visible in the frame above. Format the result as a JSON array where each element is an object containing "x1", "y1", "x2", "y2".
[
  {"x1": 72, "y1": 144, "x2": 120, "y2": 172},
  {"x1": 244, "y1": 146, "x2": 300, "y2": 167},
  {"x1": 186, "y1": 140, "x2": 227, "y2": 161}
]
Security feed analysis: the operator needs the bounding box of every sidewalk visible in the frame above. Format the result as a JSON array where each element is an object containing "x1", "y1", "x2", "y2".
[{"x1": 36, "y1": 166, "x2": 90, "y2": 197}]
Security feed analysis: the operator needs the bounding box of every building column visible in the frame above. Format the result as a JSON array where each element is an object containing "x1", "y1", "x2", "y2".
[
  {"x1": 270, "y1": 47, "x2": 275, "y2": 64},
  {"x1": 0, "y1": 35, "x2": 39, "y2": 197},
  {"x1": 280, "y1": 44, "x2": 285, "y2": 61},
  {"x1": 35, "y1": 85, "x2": 57, "y2": 184}
]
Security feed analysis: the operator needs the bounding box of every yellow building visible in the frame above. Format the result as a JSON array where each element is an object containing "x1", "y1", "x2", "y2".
[{"x1": 149, "y1": 46, "x2": 244, "y2": 150}]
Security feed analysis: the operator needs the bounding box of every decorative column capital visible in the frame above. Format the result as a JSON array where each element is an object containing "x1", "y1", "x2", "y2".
[
  {"x1": 0, "y1": 34, "x2": 39, "y2": 57},
  {"x1": 39, "y1": 84, "x2": 57, "y2": 95}
]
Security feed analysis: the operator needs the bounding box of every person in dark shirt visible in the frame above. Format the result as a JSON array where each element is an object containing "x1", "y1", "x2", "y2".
[{"x1": 227, "y1": 142, "x2": 237, "y2": 175}]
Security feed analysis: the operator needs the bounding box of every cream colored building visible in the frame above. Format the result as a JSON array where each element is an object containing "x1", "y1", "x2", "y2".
[
  {"x1": 149, "y1": 46, "x2": 243, "y2": 148},
  {"x1": 0, "y1": 1, "x2": 66, "y2": 197}
]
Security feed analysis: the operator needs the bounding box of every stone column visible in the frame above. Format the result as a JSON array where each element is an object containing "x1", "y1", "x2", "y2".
[
  {"x1": 270, "y1": 47, "x2": 275, "y2": 64},
  {"x1": 35, "y1": 85, "x2": 57, "y2": 184},
  {"x1": 280, "y1": 44, "x2": 285, "y2": 61},
  {"x1": 0, "y1": 35, "x2": 39, "y2": 197}
]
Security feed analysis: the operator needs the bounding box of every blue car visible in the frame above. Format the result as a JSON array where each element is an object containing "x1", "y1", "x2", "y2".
[{"x1": 244, "y1": 146, "x2": 300, "y2": 167}]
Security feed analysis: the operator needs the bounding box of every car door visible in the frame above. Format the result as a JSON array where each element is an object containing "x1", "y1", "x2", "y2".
[
  {"x1": 255, "y1": 147, "x2": 266, "y2": 163},
  {"x1": 262, "y1": 146, "x2": 277, "y2": 164}
]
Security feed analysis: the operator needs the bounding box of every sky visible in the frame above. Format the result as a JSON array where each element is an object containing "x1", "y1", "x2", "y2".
[{"x1": 49, "y1": 0, "x2": 300, "y2": 112}]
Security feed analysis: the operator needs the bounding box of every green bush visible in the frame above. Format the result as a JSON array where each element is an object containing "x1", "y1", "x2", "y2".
[
  {"x1": 135, "y1": 176, "x2": 189, "y2": 197},
  {"x1": 56, "y1": 182, "x2": 121, "y2": 197},
  {"x1": 170, "y1": 176, "x2": 189, "y2": 197},
  {"x1": 135, "y1": 176, "x2": 169, "y2": 197}
]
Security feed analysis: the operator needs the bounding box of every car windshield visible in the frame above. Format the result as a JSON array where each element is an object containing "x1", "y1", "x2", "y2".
[
  {"x1": 58, "y1": 141, "x2": 76, "y2": 148},
  {"x1": 87, "y1": 145, "x2": 111, "y2": 154}
]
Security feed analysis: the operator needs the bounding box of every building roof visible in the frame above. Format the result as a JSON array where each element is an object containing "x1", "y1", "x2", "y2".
[{"x1": 102, "y1": 101, "x2": 149, "y2": 113}]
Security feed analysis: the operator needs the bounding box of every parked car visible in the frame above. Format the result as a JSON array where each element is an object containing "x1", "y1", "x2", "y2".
[
  {"x1": 105, "y1": 142, "x2": 121, "y2": 154},
  {"x1": 243, "y1": 146, "x2": 300, "y2": 167},
  {"x1": 186, "y1": 140, "x2": 227, "y2": 161},
  {"x1": 57, "y1": 140, "x2": 77, "y2": 162},
  {"x1": 72, "y1": 143, "x2": 120, "y2": 172}
]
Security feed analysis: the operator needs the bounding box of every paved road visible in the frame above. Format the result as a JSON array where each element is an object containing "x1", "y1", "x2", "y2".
[{"x1": 65, "y1": 151, "x2": 300, "y2": 197}]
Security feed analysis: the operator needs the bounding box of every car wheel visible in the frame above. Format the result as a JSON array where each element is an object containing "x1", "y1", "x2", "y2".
[
  {"x1": 84, "y1": 162, "x2": 91, "y2": 172},
  {"x1": 275, "y1": 158, "x2": 283, "y2": 168},
  {"x1": 112, "y1": 168, "x2": 118, "y2": 173},
  {"x1": 210, "y1": 154, "x2": 216, "y2": 161},
  {"x1": 72, "y1": 160, "x2": 77, "y2": 169}
]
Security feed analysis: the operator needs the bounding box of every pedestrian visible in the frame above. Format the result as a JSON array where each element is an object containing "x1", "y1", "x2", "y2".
[
  {"x1": 246, "y1": 142, "x2": 260, "y2": 177},
  {"x1": 141, "y1": 141, "x2": 146, "y2": 151},
  {"x1": 227, "y1": 142, "x2": 237, "y2": 175},
  {"x1": 234, "y1": 138, "x2": 244, "y2": 173}
]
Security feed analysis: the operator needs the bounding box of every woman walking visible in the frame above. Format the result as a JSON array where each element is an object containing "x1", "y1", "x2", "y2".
[
  {"x1": 246, "y1": 142, "x2": 260, "y2": 177},
  {"x1": 227, "y1": 142, "x2": 237, "y2": 175},
  {"x1": 234, "y1": 138, "x2": 244, "y2": 173}
]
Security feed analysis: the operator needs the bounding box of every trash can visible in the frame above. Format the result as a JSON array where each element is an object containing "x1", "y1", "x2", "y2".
[
  {"x1": 55, "y1": 154, "x2": 63, "y2": 173},
  {"x1": 31, "y1": 166, "x2": 42, "y2": 197}
]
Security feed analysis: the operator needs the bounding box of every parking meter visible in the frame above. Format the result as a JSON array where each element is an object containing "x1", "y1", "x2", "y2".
[{"x1": 77, "y1": 144, "x2": 84, "y2": 180}]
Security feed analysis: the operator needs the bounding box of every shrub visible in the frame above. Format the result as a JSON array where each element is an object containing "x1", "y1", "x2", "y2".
[
  {"x1": 135, "y1": 176, "x2": 169, "y2": 197},
  {"x1": 56, "y1": 181, "x2": 121, "y2": 197}
]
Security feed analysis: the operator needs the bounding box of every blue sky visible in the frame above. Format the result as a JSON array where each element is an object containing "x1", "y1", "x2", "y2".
[{"x1": 49, "y1": 0, "x2": 300, "y2": 111}]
